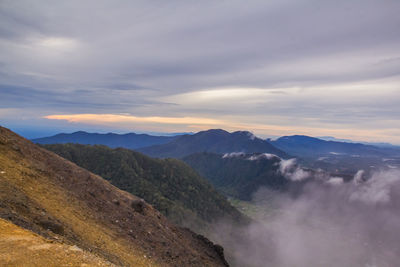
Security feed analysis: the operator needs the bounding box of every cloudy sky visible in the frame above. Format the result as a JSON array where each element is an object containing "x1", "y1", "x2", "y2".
[{"x1": 1, "y1": 0, "x2": 400, "y2": 142}]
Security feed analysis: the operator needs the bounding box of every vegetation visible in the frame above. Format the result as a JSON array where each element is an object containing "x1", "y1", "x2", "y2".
[
  {"x1": 183, "y1": 152, "x2": 289, "y2": 200},
  {"x1": 138, "y1": 129, "x2": 288, "y2": 158},
  {"x1": 43, "y1": 144, "x2": 247, "y2": 230},
  {"x1": 1, "y1": 126, "x2": 230, "y2": 267}
]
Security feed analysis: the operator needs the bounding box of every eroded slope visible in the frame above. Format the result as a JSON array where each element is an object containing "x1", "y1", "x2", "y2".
[{"x1": 0, "y1": 126, "x2": 228, "y2": 266}]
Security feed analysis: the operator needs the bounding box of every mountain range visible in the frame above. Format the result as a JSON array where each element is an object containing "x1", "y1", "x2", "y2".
[
  {"x1": 33, "y1": 131, "x2": 179, "y2": 150},
  {"x1": 268, "y1": 135, "x2": 399, "y2": 158},
  {"x1": 268, "y1": 135, "x2": 400, "y2": 174},
  {"x1": 0, "y1": 126, "x2": 229, "y2": 266},
  {"x1": 138, "y1": 129, "x2": 288, "y2": 158},
  {"x1": 33, "y1": 128, "x2": 400, "y2": 176}
]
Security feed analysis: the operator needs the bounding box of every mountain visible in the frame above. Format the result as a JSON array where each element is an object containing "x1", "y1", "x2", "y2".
[
  {"x1": 268, "y1": 135, "x2": 400, "y2": 175},
  {"x1": 269, "y1": 135, "x2": 393, "y2": 158},
  {"x1": 318, "y1": 136, "x2": 400, "y2": 149},
  {"x1": 0, "y1": 126, "x2": 229, "y2": 266},
  {"x1": 32, "y1": 131, "x2": 178, "y2": 149},
  {"x1": 138, "y1": 129, "x2": 288, "y2": 159},
  {"x1": 183, "y1": 152, "x2": 290, "y2": 200},
  {"x1": 43, "y1": 143, "x2": 247, "y2": 232},
  {"x1": 0, "y1": 218, "x2": 114, "y2": 266}
]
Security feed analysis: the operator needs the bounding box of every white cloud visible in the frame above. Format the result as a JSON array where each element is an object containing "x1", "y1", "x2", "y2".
[
  {"x1": 222, "y1": 152, "x2": 245, "y2": 158},
  {"x1": 353, "y1": 170, "x2": 365, "y2": 185},
  {"x1": 248, "y1": 153, "x2": 280, "y2": 161},
  {"x1": 278, "y1": 158, "x2": 311, "y2": 181},
  {"x1": 326, "y1": 177, "x2": 344, "y2": 186},
  {"x1": 1, "y1": 0, "x2": 399, "y2": 142},
  {"x1": 350, "y1": 170, "x2": 400, "y2": 205}
]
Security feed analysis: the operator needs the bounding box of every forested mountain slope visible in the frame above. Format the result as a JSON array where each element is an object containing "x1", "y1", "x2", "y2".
[
  {"x1": 43, "y1": 143, "x2": 247, "y2": 231},
  {"x1": 138, "y1": 129, "x2": 287, "y2": 159}
]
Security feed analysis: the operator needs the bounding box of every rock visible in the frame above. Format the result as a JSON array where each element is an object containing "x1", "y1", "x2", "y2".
[
  {"x1": 38, "y1": 220, "x2": 64, "y2": 235},
  {"x1": 131, "y1": 199, "x2": 145, "y2": 214},
  {"x1": 69, "y1": 245, "x2": 83, "y2": 252},
  {"x1": 195, "y1": 233, "x2": 229, "y2": 266}
]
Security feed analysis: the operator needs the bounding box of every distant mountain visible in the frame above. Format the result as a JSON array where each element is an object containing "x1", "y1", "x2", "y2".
[
  {"x1": 316, "y1": 136, "x2": 356, "y2": 143},
  {"x1": 183, "y1": 152, "x2": 291, "y2": 200},
  {"x1": 267, "y1": 135, "x2": 400, "y2": 175},
  {"x1": 269, "y1": 135, "x2": 396, "y2": 158},
  {"x1": 138, "y1": 129, "x2": 288, "y2": 159},
  {"x1": 43, "y1": 143, "x2": 247, "y2": 231},
  {"x1": 0, "y1": 126, "x2": 229, "y2": 266},
  {"x1": 318, "y1": 136, "x2": 400, "y2": 149},
  {"x1": 32, "y1": 131, "x2": 178, "y2": 149}
]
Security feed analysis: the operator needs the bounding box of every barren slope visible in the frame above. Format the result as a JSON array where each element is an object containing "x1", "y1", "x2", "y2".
[
  {"x1": 0, "y1": 218, "x2": 114, "y2": 266},
  {"x1": 0, "y1": 126, "x2": 228, "y2": 266}
]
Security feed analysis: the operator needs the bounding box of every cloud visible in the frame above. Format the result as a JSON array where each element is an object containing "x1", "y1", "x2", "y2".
[
  {"x1": 1, "y1": 0, "x2": 400, "y2": 143},
  {"x1": 222, "y1": 152, "x2": 245, "y2": 159},
  {"x1": 277, "y1": 158, "x2": 311, "y2": 181},
  {"x1": 353, "y1": 169, "x2": 365, "y2": 185},
  {"x1": 350, "y1": 170, "x2": 400, "y2": 205},
  {"x1": 44, "y1": 113, "x2": 225, "y2": 126},
  {"x1": 326, "y1": 177, "x2": 344, "y2": 186},
  {"x1": 212, "y1": 169, "x2": 400, "y2": 267},
  {"x1": 278, "y1": 158, "x2": 297, "y2": 174},
  {"x1": 248, "y1": 153, "x2": 280, "y2": 161}
]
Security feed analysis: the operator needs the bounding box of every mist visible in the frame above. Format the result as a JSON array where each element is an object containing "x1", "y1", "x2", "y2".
[{"x1": 212, "y1": 169, "x2": 400, "y2": 267}]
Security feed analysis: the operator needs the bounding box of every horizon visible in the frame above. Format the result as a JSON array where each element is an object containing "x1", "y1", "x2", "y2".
[
  {"x1": 1, "y1": 1, "x2": 400, "y2": 144},
  {"x1": 8, "y1": 126, "x2": 400, "y2": 147}
]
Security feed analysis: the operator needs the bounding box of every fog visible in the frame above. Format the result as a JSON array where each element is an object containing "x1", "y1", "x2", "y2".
[{"x1": 213, "y1": 169, "x2": 400, "y2": 267}]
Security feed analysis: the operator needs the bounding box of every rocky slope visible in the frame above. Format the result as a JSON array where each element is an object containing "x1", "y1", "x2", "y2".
[{"x1": 0, "y1": 126, "x2": 228, "y2": 266}]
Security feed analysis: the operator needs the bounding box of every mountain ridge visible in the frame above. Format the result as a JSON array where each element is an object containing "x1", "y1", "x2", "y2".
[
  {"x1": 268, "y1": 135, "x2": 399, "y2": 158},
  {"x1": 138, "y1": 129, "x2": 288, "y2": 159},
  {"x1": 32, "y1": 131, "x2": 179, "y2": 150},
  {"x1": 183, "y1": 152, "x2": 291, "y2": 200},
  {"x1": 43, "y1": 143, "x2": 247, "y2": 232},
  {"x1": 0, "y1": 126, "x2": 229, "y2": 266}
]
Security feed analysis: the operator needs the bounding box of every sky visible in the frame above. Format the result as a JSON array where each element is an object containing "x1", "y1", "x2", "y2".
[{"x1": 1, "y1": 0, "x2": 400, "y2": 142}]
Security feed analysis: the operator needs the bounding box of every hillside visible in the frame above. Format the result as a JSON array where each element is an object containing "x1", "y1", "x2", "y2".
[
  {"x1": 138, "y1": 129, "x2": 288, "y2": 159},
  {"x1": 0, "y1": 126, "x2": 229, "y2": 266},
  {"x1": 33, "y1": 131, "x2": 178, "y2": 149},
  {"x1": 183, "y1": 152, "x2": 289, "y2": 200},
  {"x1": 43, "y1": 143, "x2": 247, "y2": 232},
  {"x1": 0, "y1": 218, "x2": 114, "y2": 266}
]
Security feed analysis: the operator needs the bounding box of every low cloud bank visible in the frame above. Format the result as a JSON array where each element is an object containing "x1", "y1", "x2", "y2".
[
  {"x1": 221, "y1": 152, "x2": 318, "y2": 182},
  {"x1": 278, "y1": 158, "x2": 311, "y2": 182},
  {"x1": 213, "y1": 169, "x2": 400, "y2": 267}
]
